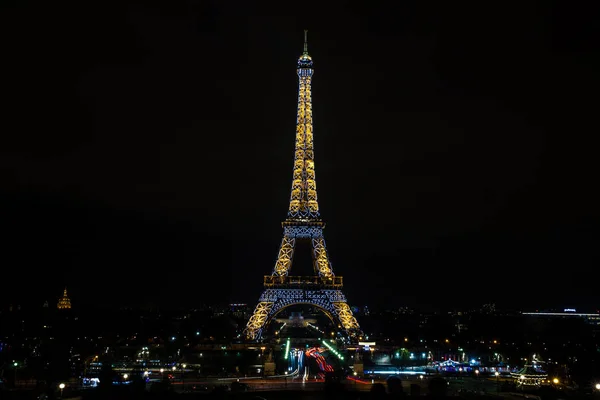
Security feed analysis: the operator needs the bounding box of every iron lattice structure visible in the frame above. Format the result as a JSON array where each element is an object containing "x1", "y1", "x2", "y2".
[{"x1": 244, "y1": 32, "x2": 362, "y2": 342}]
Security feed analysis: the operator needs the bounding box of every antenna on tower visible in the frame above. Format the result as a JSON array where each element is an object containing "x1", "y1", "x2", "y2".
[{"x1": 303, "y1": 29, "x2": 308, "y2": 54}]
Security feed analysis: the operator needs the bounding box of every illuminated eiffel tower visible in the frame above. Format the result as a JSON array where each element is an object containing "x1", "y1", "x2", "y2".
[{"x1": 244, "y1": 31, "x2": 362, "y2": 341}]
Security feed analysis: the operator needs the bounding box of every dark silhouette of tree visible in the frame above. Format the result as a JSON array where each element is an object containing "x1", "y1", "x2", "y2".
[
  {"x1": 98, "y1": 361, "x2": 115, "y2": 392},
  {"x1": 370, "y1": 383, "x2": 387, "y2": 400},
  {"x1": 428, "y1": 376, "x2": 448, "y2": 398},
  {"x1": 387, "y1": 376, "x2": 405, "y2": 398}
]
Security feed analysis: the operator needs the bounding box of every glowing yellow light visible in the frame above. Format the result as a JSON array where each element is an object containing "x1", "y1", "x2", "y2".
[
  {"x1": 242, "y1": 32, "x2": 363, "y2": 342},
  {"x1": 57, "y1": 288, "x2": 72, "y2": 310}
]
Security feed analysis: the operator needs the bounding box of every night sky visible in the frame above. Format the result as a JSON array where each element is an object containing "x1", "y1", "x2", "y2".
[{"x1": 2, "y1": 2, "x2": 599, "y2": 311}]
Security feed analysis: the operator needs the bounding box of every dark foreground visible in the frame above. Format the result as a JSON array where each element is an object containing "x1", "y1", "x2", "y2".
[
  {"x1": 3, "y1": 387, "x2": 600, "y2": 400},
  {"x1": 3, "y1": 377, "x2": 599, "y2": 400}
]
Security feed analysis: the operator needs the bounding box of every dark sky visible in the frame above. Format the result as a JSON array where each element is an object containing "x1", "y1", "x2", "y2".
[{"x1": 2, "y1": 1, "x2": 599, "y2": 311}]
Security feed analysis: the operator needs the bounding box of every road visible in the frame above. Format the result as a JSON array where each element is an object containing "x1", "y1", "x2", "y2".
[{"x1": 171, "y1": 375, "x2": 506, "y2": 394}]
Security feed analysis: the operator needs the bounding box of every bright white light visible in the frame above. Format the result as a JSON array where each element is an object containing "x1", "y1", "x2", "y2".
[{"x1": 59, "y1": 383, "x2": 65, "y2": 389}]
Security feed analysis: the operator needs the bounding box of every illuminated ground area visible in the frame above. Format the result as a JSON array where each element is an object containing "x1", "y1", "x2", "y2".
[{"x1": 263, "y1": 304, "x2": 338, "y2": 340}]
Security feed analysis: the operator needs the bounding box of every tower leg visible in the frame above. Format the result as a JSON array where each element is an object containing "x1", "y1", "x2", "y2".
[
  {"x1": 332, "y1": 301, "x2": 361, "y2": 339},
  {"x1": 244, "y1": 301, "x2": 274, "y2": 340},
  {"x1": 273, "y1": 234, "x2": 295, "y2": 276},
  {"x1": 312, "y1": 235, "x2": 334, "y2": 277}
]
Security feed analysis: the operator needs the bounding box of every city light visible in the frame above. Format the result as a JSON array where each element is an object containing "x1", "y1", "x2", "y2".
[
  {"x1": 284, "y1": 338, "x2": 291, "y2": 360},
  {"x1": 321, "y1": 339, "x2": 344, "y2": 360}
]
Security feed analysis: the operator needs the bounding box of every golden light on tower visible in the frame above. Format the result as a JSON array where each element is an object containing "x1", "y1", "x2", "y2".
[{"x1": 242, "y1": 30, "x2": 362, "y2": 342}]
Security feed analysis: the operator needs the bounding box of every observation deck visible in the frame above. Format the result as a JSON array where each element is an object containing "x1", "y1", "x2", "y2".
[
  {"x1": 281, "y1": 219, "x2": 324, "y2": 228},
  {"x1": 263, "y1": 275, "x2": 343, "y2": 289}
]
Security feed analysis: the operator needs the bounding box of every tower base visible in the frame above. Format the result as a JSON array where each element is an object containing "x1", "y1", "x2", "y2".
[{"x1": 244, "y1": 287, "x2": 361, "y2": 340}]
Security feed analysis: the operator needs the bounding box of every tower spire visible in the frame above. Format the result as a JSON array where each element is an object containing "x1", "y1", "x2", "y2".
[
  {"x1": 303, "y1": 29, "x2": 308, "y2": 54},
  {"x1": 289, "y1": 31, "x2": 317, "y2": 219}
]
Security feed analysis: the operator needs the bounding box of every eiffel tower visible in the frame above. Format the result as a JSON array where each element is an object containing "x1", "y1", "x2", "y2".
[{"x1": 244, "y1": 31, "x2": 362, "y2": 342}]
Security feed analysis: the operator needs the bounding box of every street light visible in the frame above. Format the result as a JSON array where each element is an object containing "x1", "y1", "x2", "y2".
[
  {"x1": 495, "y1": 371, "x2": 500, "y2": 393},
  {"x1": 595, "y1": 383, "x2": 600, "y2": 390},
  {"x1": 59, "y1": 383, "x2": 65, "y2": 398},
  {"x1": 123, "y1": 374, "x2": 128, "y2": 380},
  {"x1": 553, "y1": 378, "x2": 559, "y2": 385},
  {"x1": 181, "y1": 364, "x2": 187, "y2": 391}
]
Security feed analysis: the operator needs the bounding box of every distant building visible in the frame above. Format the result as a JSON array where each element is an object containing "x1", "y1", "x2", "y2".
[
  {"x1": 522, "y1": 308, "x2": 600, "y2": 325},
  {"x1": 229, "y1": 303, "x2": 250, "y2": 319},
  {"x1": 57, "y1": 288, "x2": 72, "y2": 310},
  {"x1": 351, "y1": 306, "x2": 371, "y2": 316}
]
